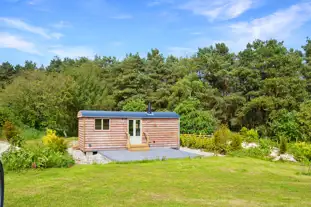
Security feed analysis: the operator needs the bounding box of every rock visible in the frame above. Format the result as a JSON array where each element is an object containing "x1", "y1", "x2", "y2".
[
  {"x1": 279, "y1": 153, "x2": 297, "y2": 162},
  {"x1": 67, "y1": 148, "x2": 111, "y2": 165},
  {"x1": 0, "y1": 141, "x2": 12, "y2": 156},
  {"x1": 242, "y1": 142, "x2": 259, "y2": 149},
  {"x1": 270, "y1": 147, "x2": 279, "y2": 157},
  {"x1": 269, "y1": 147, "x2": 297, "y2": 162}
]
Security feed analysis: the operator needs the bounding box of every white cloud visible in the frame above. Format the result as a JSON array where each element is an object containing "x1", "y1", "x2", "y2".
[
  {"x1": 51, "y1": 21, "x2": 71, "y2": 29},
  {"x1": 110, "y1": 14, "x2": 133, "y2": 19},
  {"x1": 167, "y1": 47, "x2": 196, "y2": 57},
  {"x1": 48, "y1": 45, "x2": 95, "y2": 58},
  {"x1": 0, "y1": 17, "x2": 63, "y2": 39},
  {"x1": 0, "y1": 33, "x2": 41, "y2": 55},
  {"x1": 224, "y1": 2, "x2": 311, "y2": 51},
  {"x1": 179, "y1": 0, "x2": 256, "y2": 21}
]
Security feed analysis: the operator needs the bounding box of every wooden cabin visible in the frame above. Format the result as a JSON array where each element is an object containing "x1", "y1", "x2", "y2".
[{"x1": 77, "y1": 108, "x2": 180, "y2": 152}]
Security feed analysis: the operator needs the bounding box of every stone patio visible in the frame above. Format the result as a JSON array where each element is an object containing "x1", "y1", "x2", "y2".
[{"x1": 99, "y1": 148, "x2": 199, "y2": 162}]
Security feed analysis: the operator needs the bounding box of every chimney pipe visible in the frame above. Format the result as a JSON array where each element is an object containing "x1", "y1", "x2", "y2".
[{"x1": 147, "y1": 102, "x2": 152, "y2": 114}]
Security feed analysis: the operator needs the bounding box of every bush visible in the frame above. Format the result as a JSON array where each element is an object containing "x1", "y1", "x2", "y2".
[
  {"x1": 279, "y1": 136, "x2": 288, "y2": 154},
  {"x1": 42, "y1": 129, "x2": 67, "y2": 153},
  {"x1": 229, "y1": 133, "x2": 242, "y2": 151},
  {"x1": 1, "y1": 148, "x2": 33, "y2": 171},
  {"x1": 3, "y1": 121, "x2": 18, "y2": 142},
  {"x1": 213, "y1": 125, "x2": 231, "y2": 154},
  {"x1": 240, "y1": 127, "x2": 259, "y2": 142},
  {"x1": 289, "y1": 142, "x2": 311, "y2": 162},
  {"x1": 229, "y1": 138, "x2": 276, "y2": 160},
  {"x1": 10, "y1": 134, "x2": 25, "y2": 147},
  {"x1": 1, "y1": 146, "x2": 74, "y2": 171},
  {"x1": 180, "y1": 126, "x2": 242, "y2": 155},
  {"x1": 180, "y1": 134, "x2": 214, "y2": 151}
]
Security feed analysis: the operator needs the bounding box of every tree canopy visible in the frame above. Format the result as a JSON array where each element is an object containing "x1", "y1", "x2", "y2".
[{"x1": 0, "y1": 39, "x2": 311, "y2": 140}]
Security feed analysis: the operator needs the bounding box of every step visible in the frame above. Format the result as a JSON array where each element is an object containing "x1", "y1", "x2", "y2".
[
  {"x1": 129, "y1": 144, "x2": 149, "y2": 148},
  {"x1": 129, "y1": 147, "x2": 150, "y2": 151}
]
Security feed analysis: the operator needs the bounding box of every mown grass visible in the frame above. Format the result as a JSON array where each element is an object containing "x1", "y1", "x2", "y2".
[{"x1": 5, "y1": 157, "x2": 311, "y2": 207}]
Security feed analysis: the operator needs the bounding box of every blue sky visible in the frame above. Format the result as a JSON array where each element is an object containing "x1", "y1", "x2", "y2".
[{"x1": 1, "y1": 0, "x2": 311, "y2": 65}]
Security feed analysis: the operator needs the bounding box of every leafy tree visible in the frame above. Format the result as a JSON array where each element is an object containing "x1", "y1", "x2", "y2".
[
  {"x1": 122, "y1": 99, "x2": 146, "y2": 111},
  {"x1": 175, "y1": 99, "x2": 218, "y2": 134}
]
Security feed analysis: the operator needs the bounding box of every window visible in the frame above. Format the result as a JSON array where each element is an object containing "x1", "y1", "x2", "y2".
[
  {"x1": 95, "y1": 119, "x2": 102, "y2": 130},
  {"x1": 103, "y1": 119, "x2": 109, "y2": 130},
  {"x1": 94, "y1": 119, "x2": 110, "y2": 130}
]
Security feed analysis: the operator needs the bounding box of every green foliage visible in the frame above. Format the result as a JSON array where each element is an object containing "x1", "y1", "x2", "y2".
[
  {"x1": 175, "y1": 99, "x2": 218, "y2": 134},
  {"x1": 20, "y1": 127, "x2": 45, "y2": 140},
  {"x1": 229, "y1": 138, "x2": 276, "y2": 160},
  {"x1": 0, "y1": 107, "x2": 15, "y2": 128},
  {"x1": 297, "y1": 101, "x2": 311, "y2": 141},
  {"x1": 269, "y1": 109, "x2": 302, "y2": 142},
  {"x1": 42, "y1": 129, "x2": 67, "y2": 153},
  {"x1": 180, "y1": 134, "x2": 214, "y2": 151},
  {"x1": 1, "y1": 146, "x2": 74, "y2": 171},
  {"x1": 213, "y1": 125, "x2": 231, "y2": 154},
  {"x1": 289, "y1": 142, "x2": 311, "y2": 162},
  {"x1": 122, "y1": 99, "x2": 146, "y2": 111},
  {"x1": 10, "y1": 134, "x2": 25, "y2": 147},
  {"x1": 1, "y1": 148, "x2": 33, "y2": 171},
  {"x1": 279, "y1": 136, "x2": 288, "y2": 154},
  {"x1": 0, "y1": 39, "x2": 311, "y2": 141},
  {"x1": 240, "y1": 127, "x2": 259, "y2": 142},
  {"x1": 229, "y1": 147, "x2": 271, "y2": 160},
  {"x1": 229, "y1": 133, "x2": 242, "y2": 151}
]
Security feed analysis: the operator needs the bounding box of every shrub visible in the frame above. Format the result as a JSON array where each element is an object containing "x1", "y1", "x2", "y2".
[
  {"x1": 1, "y1": 148, "x2": 33, "y2": 171},
  {"x1": 289, "y1": 142, "x2": 311, "y2": 162},
  {"x1": 3, "y1": 121, "x2": 18, "y2": 143},
  {"x1": 180, "y1": 134, "x2": 214, "y2": 151},
  {"x1": 42, "y1": 129, "x2": 67, "y2": 153},
  {"x1": 229, "y1": 133, "x2": 242, "y2": 151},
  {"x1": 269, "y1": 109, "x2": 302, "y2": 142},
  {"x1": 259, "y1": 138, "x2": 277, "y2": 150},
  {"x1": 213, "y1": 125, "x2": 231, "y2": 154},
  {"x1": 180, "y1": 126, "x2": 242, "y2": 154},
  {"x1": 279, "y1": 136, "x2": 288, "y2": 154},
  {"x1": 229, "y1": 138, "x2": 276, "y2": 160},
  {"x1": 1, "y1": 146, "x2": 74, "y2": 171},
  {"x1": 240, "y1": 127, "x2": 259, "y2": 142},
  {"x1": 10, "y1": 134, "x2": 25, "y2": 147}
]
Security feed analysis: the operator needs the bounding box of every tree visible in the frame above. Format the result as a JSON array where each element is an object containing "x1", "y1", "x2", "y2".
[
  {"x1": 175, "y1": 99, "x2": 218, "y2": 134},
  {"x1": 122, "y1": 99, "x2": 146, "y2": 111}
]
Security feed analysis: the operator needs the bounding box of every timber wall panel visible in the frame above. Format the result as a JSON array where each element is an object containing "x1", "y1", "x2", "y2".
[
  {"x1": 142, "y1": 118, "x2": 179, "y2": 148},
  {"x1": 81, "y1": 118, "x2": 128, "y2": 151}
]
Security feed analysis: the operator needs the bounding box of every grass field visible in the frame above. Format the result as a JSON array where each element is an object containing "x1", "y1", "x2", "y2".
[{"x1": 5, "y1": 157, "x2": 311, "y2": 207}]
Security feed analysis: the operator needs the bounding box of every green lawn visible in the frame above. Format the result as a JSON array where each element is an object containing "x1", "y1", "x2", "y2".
[{"x1": 5, "y1": 157, "x2": 311, "y2": 207}]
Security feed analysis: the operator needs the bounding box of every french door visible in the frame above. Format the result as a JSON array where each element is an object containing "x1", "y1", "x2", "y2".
[{"x1": 128, "y1": 119, "x2": 142, "y2": 145}]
